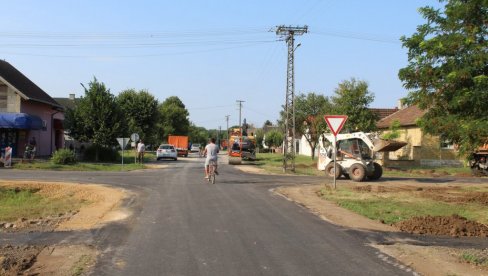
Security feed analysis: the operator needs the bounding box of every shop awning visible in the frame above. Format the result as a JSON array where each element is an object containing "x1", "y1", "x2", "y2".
[{"x1": 0, "y1": 113, "x2": 43, "y2": 130}]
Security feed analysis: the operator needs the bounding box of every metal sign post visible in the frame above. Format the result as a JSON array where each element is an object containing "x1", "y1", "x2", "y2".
[{"x1": 324, "y1": 115, "x2": 348, "y2": 189}]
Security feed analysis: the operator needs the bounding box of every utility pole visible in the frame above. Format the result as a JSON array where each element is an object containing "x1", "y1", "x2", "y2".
[
  {"x1": 236, "y1": 100, "x2": 245, "y2": 128},
  {"x1": 276, "y1": 25, "x2": 308, "y2": 173},
  {"x1": 225, "y1": 115, "x2": 230, "y2": 140}
]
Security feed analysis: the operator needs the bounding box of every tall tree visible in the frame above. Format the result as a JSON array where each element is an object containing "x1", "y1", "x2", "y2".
[
  {"x1": 117, "y1": 89, "x2": 159, "y2": 145},
  {"x1": 265, "y1": 130, "x2": 283, "y2": 152},
  {"x1": 399, "y1": 0, "x2": 488, "y2": 155},
  {"x1": 294, "y1": 92, "x2": 332, "y2": 159},
  {"x1": 158, "y1": 96, "x2": 190, "y2": 141},
  {"x1": 188, "y1": 123, "x2": 208, "y2": 145},
  {"x1": 65, "y1": 77, "x2": 122, "y2": 160},
  {"x1": 331, "y1": 78, "x2": 378, "y2": 132}
]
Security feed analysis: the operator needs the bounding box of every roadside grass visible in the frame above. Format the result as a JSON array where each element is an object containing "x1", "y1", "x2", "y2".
[
  {"x1": 317, "y1": 187, "x2": 488, "y2": 225},
  {"x1": 255, "y1": 153, "x2": 472, "y2": 177},
  {"x1": 0, "y1": 187, "x2": 85, "y2": 222},
  {"x1": 460, "y1": 249, "x2": 488, "y2": 267},
  {"x1": 12, "y1": 151, "x2": 158, "y2": 171}
]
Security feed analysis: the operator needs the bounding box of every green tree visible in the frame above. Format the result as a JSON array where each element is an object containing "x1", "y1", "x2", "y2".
[
  {"x1": 65, "y1": 77, "x2": 122, "y2": 161},
  {"x1": 255, "y1": 128, "x2": 265, "y2": 150},
  {"x1": 117, "y1": 89, "x2": 159, "y2": 146},
  {"x1": 265, "y1": 130, "x2": 283, "y2": 152},
  {"x1": 158, "y1": 96, "x2": 190, "y2": 141},
  {"x1": 331, "y1": 78, "x2": 378, "y2": 132},
  {"x1": 294, "y1": 92, "x2": 332, "y2": 160},
  {"x1": 188, "y1": 123, "x2": 208, "y2": 145},
  {"x1": 399, "y1": 0, "x2": 488, "y2": 155}
]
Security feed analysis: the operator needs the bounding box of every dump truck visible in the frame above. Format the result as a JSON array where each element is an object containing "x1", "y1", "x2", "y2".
[
  {"x1": 317, "y1": 132, "x2": 407, "y2": 182},
  {"x1": 469, "y1": 143, "x2": 488, "y2": 176},
  {"x1": 228, "y1": 128, "x2": 256, "y2": 165},
  {"x1": 168, "y1": 135, "x2": 189, "y2": 157}
]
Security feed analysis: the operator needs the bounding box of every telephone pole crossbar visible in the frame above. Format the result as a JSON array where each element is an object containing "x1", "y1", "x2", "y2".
[{"x1": 276, "y1": 25, "x2": 308, "y2": 172}]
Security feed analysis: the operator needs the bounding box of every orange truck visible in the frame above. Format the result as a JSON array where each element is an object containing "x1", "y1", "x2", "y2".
[{"x1": 168, "y1": 135, "x2": 189, "y2": 157}]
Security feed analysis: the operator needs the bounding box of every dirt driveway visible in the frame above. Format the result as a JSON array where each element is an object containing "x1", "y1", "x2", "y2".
[{"x1": 0, "y1": 180, "x2": 130, "y2": 275}]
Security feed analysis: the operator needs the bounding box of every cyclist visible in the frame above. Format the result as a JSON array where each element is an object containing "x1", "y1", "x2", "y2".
[{"x1": 203, "y1": 137, "x2": 219, "y2": 179}]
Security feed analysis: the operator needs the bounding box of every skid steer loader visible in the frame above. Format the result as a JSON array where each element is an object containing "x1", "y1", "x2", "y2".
[{"x1": 317, "y1": 132, "x2": 406, "y2": 182}]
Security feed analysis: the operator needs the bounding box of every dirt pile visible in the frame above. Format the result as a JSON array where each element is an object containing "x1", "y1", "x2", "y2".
[
  {"x1": 0, "y1": 211, "x2": 78, "y2": 233},
  {"x1": 395, "y1": 214, "x2": 488, "y2": 237},
  {"x1": 0, "y1": 245, "x2": 44, "y2": 275}
]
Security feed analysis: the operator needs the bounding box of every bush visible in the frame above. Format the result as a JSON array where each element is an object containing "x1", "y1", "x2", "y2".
[
  {"x1": 51, "y1": 149, "x2": 77, "y2": 165},
  {"x1": 83, "y1": 145, "x2": 120, "y2": 162}
]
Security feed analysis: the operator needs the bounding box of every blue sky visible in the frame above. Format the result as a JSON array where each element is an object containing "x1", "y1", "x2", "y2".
[{"x1": 1, "y1": 1, "x2": 442, "y2": 130}]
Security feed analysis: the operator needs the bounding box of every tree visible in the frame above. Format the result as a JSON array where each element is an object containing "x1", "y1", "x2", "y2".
[
  {"x1": 188, "y1": 123, "x2": 208, "y2": 145},
  {"x1": 65, "y1": 77, "x2": 122, "y2": 161},
  {"x1": 294, "y1": 92, "x2": 332, "y2": 160},
  {"x1": 331, "y1": 78, "x2": 378, "y2": 132},
  {"x1": 265, "y1": 130, "x2": 283, "y2": 152},
  {"x1": 255, "y1": 128, "x2": 265, "y2": 150},
  {"x1": 399, "y1": 0, "x2": 488, "y2": 155},
  {"x1": 117, "y1": 89, "x2": 159, "y2": 146},
  {"x1": 158, "y1": 96, "x2": 190, "y2": 141}
]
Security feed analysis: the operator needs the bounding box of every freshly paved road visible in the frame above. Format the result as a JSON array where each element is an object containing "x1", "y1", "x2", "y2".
[{"x1": 1, "y1": 154, "x2": 431, "y2": 275}]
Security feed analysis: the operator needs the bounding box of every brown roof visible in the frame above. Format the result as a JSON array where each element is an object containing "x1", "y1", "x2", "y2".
[
  {"x1": 376, "y1": 105, "x2": 427, "y2": 129},
  {"x1": 369, "y1": 108, "x2": 398, "y2": 120},
  {"x1": 0, "y1": 60, "x2": 62, "y2": 109}
]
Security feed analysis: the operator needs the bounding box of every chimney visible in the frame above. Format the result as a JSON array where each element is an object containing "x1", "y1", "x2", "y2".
[
  {"x1": 397, "y1": 99, "x2": 404, "y2": 109},
  {"x1": 69, "y1": 94, "x2": 75, "y2": 100}
]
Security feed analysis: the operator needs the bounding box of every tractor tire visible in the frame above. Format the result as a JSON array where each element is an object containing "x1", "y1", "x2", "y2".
[
  {"x1": 325, "y1": 162, "x2": 342, "y2": 179},
  {"x1": 367, "y1": 162, "x2": 383, "y2": 180},
  {"x1": 349, "y1": 164, "x2": 366, "y2": 182},
  {"x1": 228, "y1": 156, "x2": 242, "y2": 165}
]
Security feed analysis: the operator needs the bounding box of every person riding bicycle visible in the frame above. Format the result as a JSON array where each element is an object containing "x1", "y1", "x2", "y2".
[{"x1": 203, "y1": 137, "x2": 219, "y2": 179}]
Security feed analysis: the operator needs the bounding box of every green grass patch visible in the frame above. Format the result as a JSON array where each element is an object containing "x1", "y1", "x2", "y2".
[
  {"x1": 255, "y1": 153, "x2": 321, "y2": 176},
  {"x1": 256, "y1": 153, "x2": 472, "y2": 178},
  {"x1": 317, "y1": 187, "x2": 488, "y2": 225},
  {"x1": 0, "y1": 187, "x2": 84, "y2": 222},
  {"x1": 460, "y1": 249, "x2": 488, "y2": 267},
  {"x1": 14, "y1": 161, "x2": 146, "y2": 171}
]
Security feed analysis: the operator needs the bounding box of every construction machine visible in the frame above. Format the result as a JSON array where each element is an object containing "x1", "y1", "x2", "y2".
[
  {"x1": 317, "y1": 132, "x2": 406, "y2": 182},
  {"x1": 228, "y1": 128, "x2": 256, "y2": 165},
  {"x1": 469, "y1": 143, "x2": 488, "y2": 176}
]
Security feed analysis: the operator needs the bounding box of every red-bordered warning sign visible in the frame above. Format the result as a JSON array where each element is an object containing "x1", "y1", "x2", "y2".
[{"x1": 324, "y1": 115, "x2": 348, "y2": 136}]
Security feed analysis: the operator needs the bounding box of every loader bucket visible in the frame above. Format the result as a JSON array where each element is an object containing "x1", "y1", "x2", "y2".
[{"x1": 373, "y1": 139, "x2": 407, "y2": 152}]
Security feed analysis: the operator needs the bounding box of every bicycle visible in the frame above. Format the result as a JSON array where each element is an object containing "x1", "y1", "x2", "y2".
[{"x1": 207, "y1": 160, "x2": 217, "y2": 184}]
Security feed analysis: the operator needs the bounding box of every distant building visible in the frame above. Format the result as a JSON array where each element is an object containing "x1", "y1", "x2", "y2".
[
  {"x1": 377, "y1": 105, "x2": 462, "y2": 167},
  {"x1": 0, "y1": 60, "x2": 64, "y2": 157}
]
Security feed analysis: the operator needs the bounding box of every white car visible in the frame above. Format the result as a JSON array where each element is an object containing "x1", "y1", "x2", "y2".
[
  {"x1": 190, "y1": 144, "x2": 201, "y2": 153},
  {"x1": 157, "y1": 144, "x2": 178, "y2": 161}
]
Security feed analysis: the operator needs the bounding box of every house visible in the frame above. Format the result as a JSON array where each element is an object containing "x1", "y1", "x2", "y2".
[
  {"x1": 0, "y1": 60, "x2": 64, "y2": 158},
  {"x1": 376, "y1": 105, "x2": 462, "y2": 167}
]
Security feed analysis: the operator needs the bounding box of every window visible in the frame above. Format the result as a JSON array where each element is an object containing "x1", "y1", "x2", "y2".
[{"x1": 440, "y1": 137, "x2": 454, "y2": 149}]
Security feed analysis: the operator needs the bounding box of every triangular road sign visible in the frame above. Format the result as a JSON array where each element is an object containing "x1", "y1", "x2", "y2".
[
  {"x1": 324, "y1": 115, "x2": 348, "y2": 136},
  {"x1": 117, "y1": 138, "x2": 130, "y2": 149}
]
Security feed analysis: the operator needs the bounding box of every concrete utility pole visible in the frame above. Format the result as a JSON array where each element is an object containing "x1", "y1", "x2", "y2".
[
  {"x1": 225, "y1": 115, "x2": 230, "y2": 139},
  {"x1": 236, "y1": 100, "x2": 245, "y2": 128},
  {"x1": 276, "y1": 25, "x2": 308, "y2": 172}
]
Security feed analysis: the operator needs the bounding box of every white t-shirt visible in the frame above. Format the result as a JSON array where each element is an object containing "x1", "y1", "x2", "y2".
[
  {"x1": 137, "y1": 142, "x2": 145, "y2": 153},
  {"x1": 205, "y1": 143, "x2": 219, "y2": 161}
]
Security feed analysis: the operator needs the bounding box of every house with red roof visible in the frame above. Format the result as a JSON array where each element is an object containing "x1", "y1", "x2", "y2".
[
  {"x1": 0, "y1": 60, "x2": 64, "y2": 158},
  {"x1": 377, "y1": 105, "x2": 462, "y2": 167}
]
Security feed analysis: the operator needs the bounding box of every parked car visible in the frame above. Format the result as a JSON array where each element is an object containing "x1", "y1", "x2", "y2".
[
  {"x1": 190, "y1": 144, "x2": 201, "y2": 153},
  {"x1": 157, "y1": 144, "x2": 177, "y2": 161}
]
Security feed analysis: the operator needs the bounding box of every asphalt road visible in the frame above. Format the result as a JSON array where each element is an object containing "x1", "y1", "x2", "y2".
[{"x1": 2, "y1": 154, "x2": 452, "y2": 276}]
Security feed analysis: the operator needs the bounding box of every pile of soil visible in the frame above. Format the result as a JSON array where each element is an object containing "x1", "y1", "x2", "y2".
[
  {"x1": 0, "y1": 245, "x2": 44, "y2": 275},
  {"x1": 395, "y1": 215, "x2": 488, "y2": 237}
]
